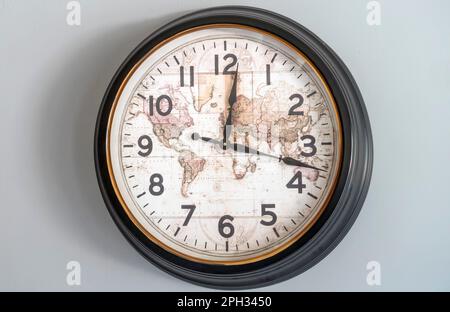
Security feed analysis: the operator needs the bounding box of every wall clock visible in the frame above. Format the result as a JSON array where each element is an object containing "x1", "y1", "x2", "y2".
[{"x1": 95, "y1": 6, "x2": 373, "y2": 289}]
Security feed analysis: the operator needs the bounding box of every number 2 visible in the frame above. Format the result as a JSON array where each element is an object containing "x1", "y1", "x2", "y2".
[{"x1": 288, "y1": 93, "x2": 304, "y2": 115}]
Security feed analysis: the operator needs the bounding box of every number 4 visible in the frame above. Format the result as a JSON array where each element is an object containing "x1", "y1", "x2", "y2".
[{"x1": 286, "y1": 171, "x2": 306, "y2": 193}]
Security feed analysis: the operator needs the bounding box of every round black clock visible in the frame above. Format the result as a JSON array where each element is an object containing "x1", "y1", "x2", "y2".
[{"x1": 94, "y1": 6, "x2": 373, "y2": 289}]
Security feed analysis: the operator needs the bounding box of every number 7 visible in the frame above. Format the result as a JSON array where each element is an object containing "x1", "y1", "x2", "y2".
[{"x1": 181, "y1": 205, "x2": 196, "y2": 226}]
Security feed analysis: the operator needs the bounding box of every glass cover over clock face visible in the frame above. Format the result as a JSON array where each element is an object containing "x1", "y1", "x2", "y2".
[{"x1": 108, "y1": 25, "x2": 342, "y2": 264}]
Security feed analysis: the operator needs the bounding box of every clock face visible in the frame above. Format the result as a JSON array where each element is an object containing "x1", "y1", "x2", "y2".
[{"x1": 107, "y1": 25, "x2": 342, "y2": 264}]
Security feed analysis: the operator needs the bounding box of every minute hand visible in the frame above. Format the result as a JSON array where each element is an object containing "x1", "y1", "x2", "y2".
[
  {"x1": 192, "y1": 133, "x2": 325, "y2": 171},
  {"x1": 222, "y1": 65, "x2": 239, "y2": 148}
]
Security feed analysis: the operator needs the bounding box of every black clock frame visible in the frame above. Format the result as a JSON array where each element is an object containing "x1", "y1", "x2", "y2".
[{"x1": 94, "y1": 6, "x2": 373, "y2": 289}]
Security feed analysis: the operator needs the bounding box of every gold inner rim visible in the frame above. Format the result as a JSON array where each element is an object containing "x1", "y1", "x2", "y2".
[{"x1": 106, "y1": 23, "x2": 343, "y2": 265}]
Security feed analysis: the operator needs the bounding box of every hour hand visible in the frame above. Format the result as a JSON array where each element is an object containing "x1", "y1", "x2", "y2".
[
  {"x1": 192, "y1": 133, "x2": 253, "y2": 153},
  {"x1": 191, "y1": 133, "x2": 325, "y2": 171},
  {"x1": 280, "y1": 157, "x2": 325, "y2": 171},
  {"x1": 191, "y1": 133, "x2": 220, "y2": 144}
]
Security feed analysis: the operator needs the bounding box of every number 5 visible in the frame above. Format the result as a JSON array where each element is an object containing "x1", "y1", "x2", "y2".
[{"x1": 260, "y1": 204, "x2": 277, "y2": 226}]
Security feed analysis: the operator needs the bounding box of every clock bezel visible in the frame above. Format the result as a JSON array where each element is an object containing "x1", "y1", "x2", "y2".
[
  {"x1": 94, "y1": 6, "x2": 373, "y2": 289},
  {"x1": 106, "y1": 23, "x2": 344, "y2": 265}
]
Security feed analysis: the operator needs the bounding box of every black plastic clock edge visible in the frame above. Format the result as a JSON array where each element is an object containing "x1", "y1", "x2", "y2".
[{"x1": 94, "y1": 6, "x2": 373, "y2": 290}]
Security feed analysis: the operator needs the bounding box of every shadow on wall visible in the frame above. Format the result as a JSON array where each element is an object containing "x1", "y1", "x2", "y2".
[{"x1": 37, "y1": 12, "x2": 188, "y2": 275}]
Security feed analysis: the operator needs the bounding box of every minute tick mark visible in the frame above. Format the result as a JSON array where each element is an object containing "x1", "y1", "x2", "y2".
[
  {"x1": 273, "y1": 228, "x2": 280, "y2": 238},
  {"x1": 307, "y1": 91, "x2": 317, "y2": 98},
  {"x1": 137, "y1": 192, "x2": 146, "y2": 198},
  {"x1": 271, "y1": 53, "x2": 278, "y2": 63}
]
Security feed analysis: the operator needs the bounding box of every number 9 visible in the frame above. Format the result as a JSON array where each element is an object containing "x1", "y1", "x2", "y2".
[{"x1": 138, "y1": 135, "x2": 153, "y2": 157}]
